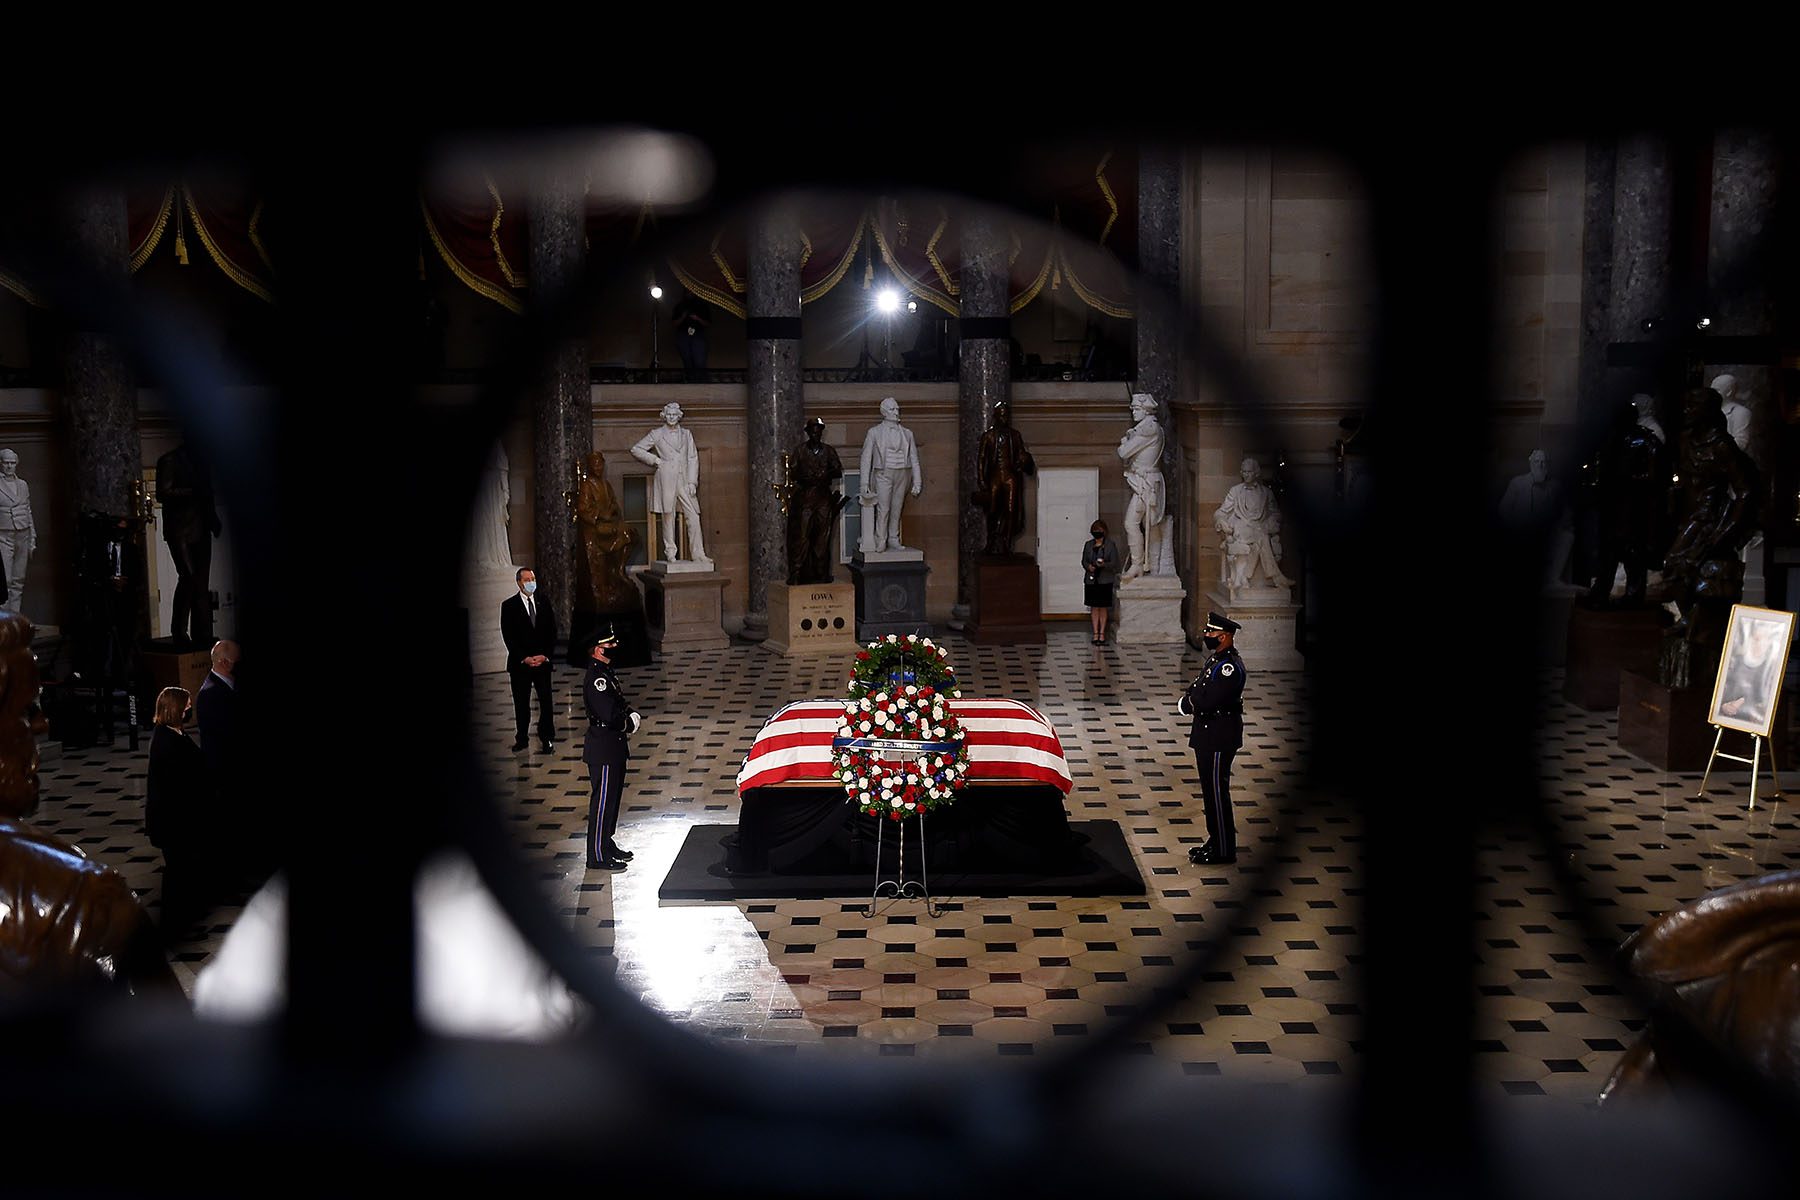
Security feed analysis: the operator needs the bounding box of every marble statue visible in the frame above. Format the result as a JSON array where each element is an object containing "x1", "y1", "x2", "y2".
[
  {"x1": 1709, "y1": 373, "x2": 1753, "y2": 452},
  {"x1": 574, "y1": 450, "x2": 639, "y2": 613},
  {"x1": 786, "y1": 417, "x2": 845, "y2": 585},
  {"x1": 1117, "y1": 394, "x2": 1174, "y2": 578},
  {"x1": 1215, "y1": 456, "x2": 1294, "y2": 594},
  {"x1": 631, "y1": 402, "x2": 710, "y2": 565},
  {"x1": 1585, "y1": 398, "x2": 1666, "y2": 608},
  {"x1": 0, "y1": 449, "x2": 35, "y2": 613},
  {"x1": 1500, "y1": 449, "x2": 1574, "y2": 589},
  {"x1": 857, "y1": 396, "x2": 921, "y2": 554},
  {"x1": 972, "y1": 400, "x2": 1035, "y2": 556},
  {"x1": 467, "y1": 442, "x2": 513, "y2": 569},
  {"x1": 1658, "y1": 386, "x2": 1761, "y2": 687},
  {"x1": 1631, "y1": 393, "x2": 1665, "y2": 446}
]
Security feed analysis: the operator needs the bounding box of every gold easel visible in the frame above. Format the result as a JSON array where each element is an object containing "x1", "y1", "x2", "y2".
[{"x1": 1695, "y1": 726, "x2": 1783, "y2": 811}]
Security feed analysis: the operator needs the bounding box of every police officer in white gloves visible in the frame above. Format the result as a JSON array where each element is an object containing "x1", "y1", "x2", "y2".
[
  {"x1": 1179, "y1": 611, "x2": 1246, "y2": 865},
  {"x1": 583, "y1": 624, "x2": 642, "y2": 870}
]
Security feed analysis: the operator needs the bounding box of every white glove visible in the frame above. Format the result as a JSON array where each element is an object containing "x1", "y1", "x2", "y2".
[
  {"x1": 1177, "y1": 694, "x2": 1192, "y2": 717},
  {"x1": 627, "y1": 711, "x2": 642, "y2": 735}
]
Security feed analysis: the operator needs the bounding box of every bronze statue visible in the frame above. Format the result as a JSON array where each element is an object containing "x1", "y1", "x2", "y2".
[
  {"x1": 972, "y1": 400, "x2": 1036, "y2": 556},
  {"x1": 786, "y1": 418, "x2": 845, "y2": 585},
  {"x1": 1657, "y1": 386, "x2": 1761, "y2": 687},
  {"x1": 154, "y1": 441, "x2": 222, "y2": 647},
  {"x1": 1582, "y1": 397, "x2": 1667, "y2": 608},
  {"x1": 574, "y1": 451, "x2": 639, "y2": 614},
  {"x1": 0, "y1": 609, "x2": 177, "y2": 993}
]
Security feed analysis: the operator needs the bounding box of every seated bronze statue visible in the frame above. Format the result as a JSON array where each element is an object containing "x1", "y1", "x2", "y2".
[
  {"x1": 1600, "y1": 869, "x2": 1800, "y2": 1103},
  {"x1": 0, "y1": 609, "x2": 177, "y2": 995}
]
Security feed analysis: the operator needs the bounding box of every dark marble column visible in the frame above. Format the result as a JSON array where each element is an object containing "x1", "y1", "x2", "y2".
[
  {"x1": 955, "y1": 212, "x2": 1009, "y2": 618},
  {"x1": 1707, "y1": 130, "x2": 1780, "y2": 471},
  {"x1": 60, "y1": 190, "x2": 138, "y2": 517},
  {"x1": 1136, "y1": 145, "x2": 1181, "y2": 529},
  {"x1": 1607, "y1": 135, "x2": 1674, "y2": 348},
  {"x1": 742, "y1": 204, "x2": 803, "y2": 642},
  {"x1": 528, "y1": 175, "x2": 590, "y2": 635},
  {"x1": 1576, "y1": 141, "x2": 1618, "y2": 419}
]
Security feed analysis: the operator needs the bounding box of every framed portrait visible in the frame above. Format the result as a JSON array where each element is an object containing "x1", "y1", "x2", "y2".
[{"x1": 1707, "y1": 604, "x2": 1797, "y2": 738}]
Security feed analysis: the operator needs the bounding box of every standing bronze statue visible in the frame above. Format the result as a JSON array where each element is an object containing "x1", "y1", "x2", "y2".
[
  {"x1": 1658, "y1": 386, "x2": 1761, "y2": 687},
  {"x1": 972, "y1": 400, "x2": 1036, "y2": 556},
  {"x1": 1582, "y1": 397, "x2": 1668, "y2": 609},
  {"x1": 155, "y1": 441, "x2": 222, "y2": 646},
  {"x1": 786, "y1": 417, "x2": 845, "y2": 585},
  {"x1": 570, "y1": 451, "x2": 649, "y2": 668}
]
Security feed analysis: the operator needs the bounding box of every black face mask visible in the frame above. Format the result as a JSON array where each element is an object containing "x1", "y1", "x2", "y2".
[{"x1": 1202, "y1": 635, "x2": 1222, "y2": 651}]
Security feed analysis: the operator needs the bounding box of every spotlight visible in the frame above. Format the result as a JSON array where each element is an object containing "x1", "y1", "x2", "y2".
[
  {"x1": 906, "y1": 299, "x2": 918, "y2": 314},
  {"x1": 1695, "y1": 315, "x2": 1712, "y2": 330},
  {"x1": 876, "y1": 289, "x2": 900, "y2": 314},
  {"x1": 650, "y1": 284, "x2": 664, "y2": 300}
]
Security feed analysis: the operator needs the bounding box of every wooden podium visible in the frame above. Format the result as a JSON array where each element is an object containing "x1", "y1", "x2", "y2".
[{"x1": 967, "y1": 557, "x2": 1046, "y2": 645}]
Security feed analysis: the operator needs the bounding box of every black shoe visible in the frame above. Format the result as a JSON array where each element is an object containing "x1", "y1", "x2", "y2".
[
  {"x1": 1193, "y1": 844, "x2": 1237, "y2": 865},
  {"x1": 586, "y1": 856, "x2": 628, "y2": 870},
  {"x1": 511, "y1": 739, "x2": 529, "y2": 752},
  {"x1": 605, "y1": 843, "x2": 634, "y2": 862},
  {"x1": 540, "y1": 741, "x2": 555, "y2": 753}
]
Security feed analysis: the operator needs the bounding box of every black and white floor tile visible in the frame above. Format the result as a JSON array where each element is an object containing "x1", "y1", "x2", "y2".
[{"x1": 34, "y1": 629, "x2": 1800, "y2": 1107}]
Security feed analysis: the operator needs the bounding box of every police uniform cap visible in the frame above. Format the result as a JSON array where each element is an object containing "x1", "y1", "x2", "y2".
[
  {"x1": 586, "y1": 624, "x2": 621, "y2": 653},
  {"x1": 1204, "y1": 611, "x2": 1241, "y2": 634},
  {"x1": 805, "y1": 415, "x2": 826, "y2": 431}
]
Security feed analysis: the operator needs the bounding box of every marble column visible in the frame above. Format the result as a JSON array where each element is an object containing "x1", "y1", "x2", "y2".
[
  {"x1": 955, "y1": 212, "x2": 1009, "y2": 618},
  {"x1": 1708, "y1": 131, "x2": 1779, "y2": 466},
  {"x1": 1607, "y1": 134, "x2": 1675, "y2": 388},
  {"x1": 1136, "y1": 146, "x2": 1182, "y2": 532},
  {"x1": 60, "y1": 190, "x2": 139, "y2": 517},
  {"x1": 742, "y1": 204, "x2": 803, "y2": 642},
  {"x1": 528, "y1": 175, "x2": 590, "y2": 635},
  {"x1": 1708, "y1": 131, "x2": 1780, "y2": 604}
]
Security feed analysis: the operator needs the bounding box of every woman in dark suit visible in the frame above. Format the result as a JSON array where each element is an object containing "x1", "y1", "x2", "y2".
[
  {"x1": 146, "y1": 685, "x2": 210, "y2": 941},
  {"x1": 1082, "y1": 520, "x2": 1122, "y2": 644}
]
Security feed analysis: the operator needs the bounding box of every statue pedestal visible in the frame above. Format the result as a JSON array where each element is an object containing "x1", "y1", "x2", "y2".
[
  {"x1": 1116, "y1": 574, "x2": 1188, "y2": 645},
  {"x1": 465, "y1": 563, "x2": 522, "y2": 675},
  {"x1": 850, "y1": 555, "x2": 931, "y2": 641},
  {"x1": 766, "y1": 582, "x2": 859, "y2": 655},
  {"x1": 137, "y1": 638, "x2": 213, "y2": 723},
  {"x1": 642, "y1": 563, "x2": 729, "y2": 655},
  {"x1": 1207, "y1": 591, "x2": 1301, "y2": 670},
  {"x1": 1564, "y1": 605, "x2": 1667, "y2": 711},
  {"x1": 1618, "y1": 669, "x2": 1793, "y2": 772},
  {"x1": 967, "y1": 558, "x2": 1045, "y2": 645}
]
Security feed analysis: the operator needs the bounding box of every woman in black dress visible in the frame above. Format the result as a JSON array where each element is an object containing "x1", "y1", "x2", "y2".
[
  {"x1": 146, "y1": 685, "x2": 210, "y2": 940},
  {"x1": 1081, "y1": 520, "x2": 1122, "y2": 644}
]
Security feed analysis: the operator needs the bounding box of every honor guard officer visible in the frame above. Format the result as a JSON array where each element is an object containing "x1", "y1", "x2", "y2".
[
  {"x1": 582, "y1": 625, "x2": 641, "y2": 870},
  {"x1": 1179, "y1": 611, "x2": 1245, "y2": 865}
]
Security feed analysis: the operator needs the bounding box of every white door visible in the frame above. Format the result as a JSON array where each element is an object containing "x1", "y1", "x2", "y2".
[{"x1": 1036, "y1": 467, "x2": 1099, "y2": 615}]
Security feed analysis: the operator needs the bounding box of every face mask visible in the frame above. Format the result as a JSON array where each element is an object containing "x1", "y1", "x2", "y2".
[
  {"x1": 1203, "y1": 635, "x2": 1222, "y2": 651},
  {"x1": 1091, "y1": 530, "x2": 1104, "y2": 539},
  {"x1": 522, "y1": 580, "x2": 537, "y2": 595}
]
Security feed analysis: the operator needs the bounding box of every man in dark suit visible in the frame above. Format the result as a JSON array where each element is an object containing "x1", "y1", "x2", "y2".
[
  {"x1": 501, "y1": 566, "x2": 557, "y2": 753},
  {"x1": 195, "y1": 639, "x2": 243, "y2": 798},
  {"x1": 1178, "y1": 612, "x2": 1246, "y2": 866}
]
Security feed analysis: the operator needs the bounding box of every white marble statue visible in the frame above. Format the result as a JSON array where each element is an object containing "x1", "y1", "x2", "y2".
[
  {"x1": 467, "y1": 442, "x2": 514, "y2": 569},
  {"x1": 631, "y1": 402, "x2": 710, "y2": 565},
  {"x1": 1631, "y1": 393, "x2": 1665, "y2": 446},
  {"x1": 1710, "y1": 373, "x2": 1752, "y2": 452},
  {"x1": 857, "y1": 396, "x2": 921, "y2": 553},
  {"x1": 1215, "y1": 456, "x2": 1294, "y2": 594},
  {"x1": 1500, "y1": 448, "x2": 1575, "y2": 589},
  {"x1": 0, "y1": 449, "x2": 35, "y2": 611},
  {"x1": 1117, "y1": 393, "x2": 1174, "y2": 578}
]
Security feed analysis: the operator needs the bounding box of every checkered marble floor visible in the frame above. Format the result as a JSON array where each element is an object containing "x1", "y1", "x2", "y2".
[{"x1": 33, "y1": 628, "x2": 1800, "y2": 1106}]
